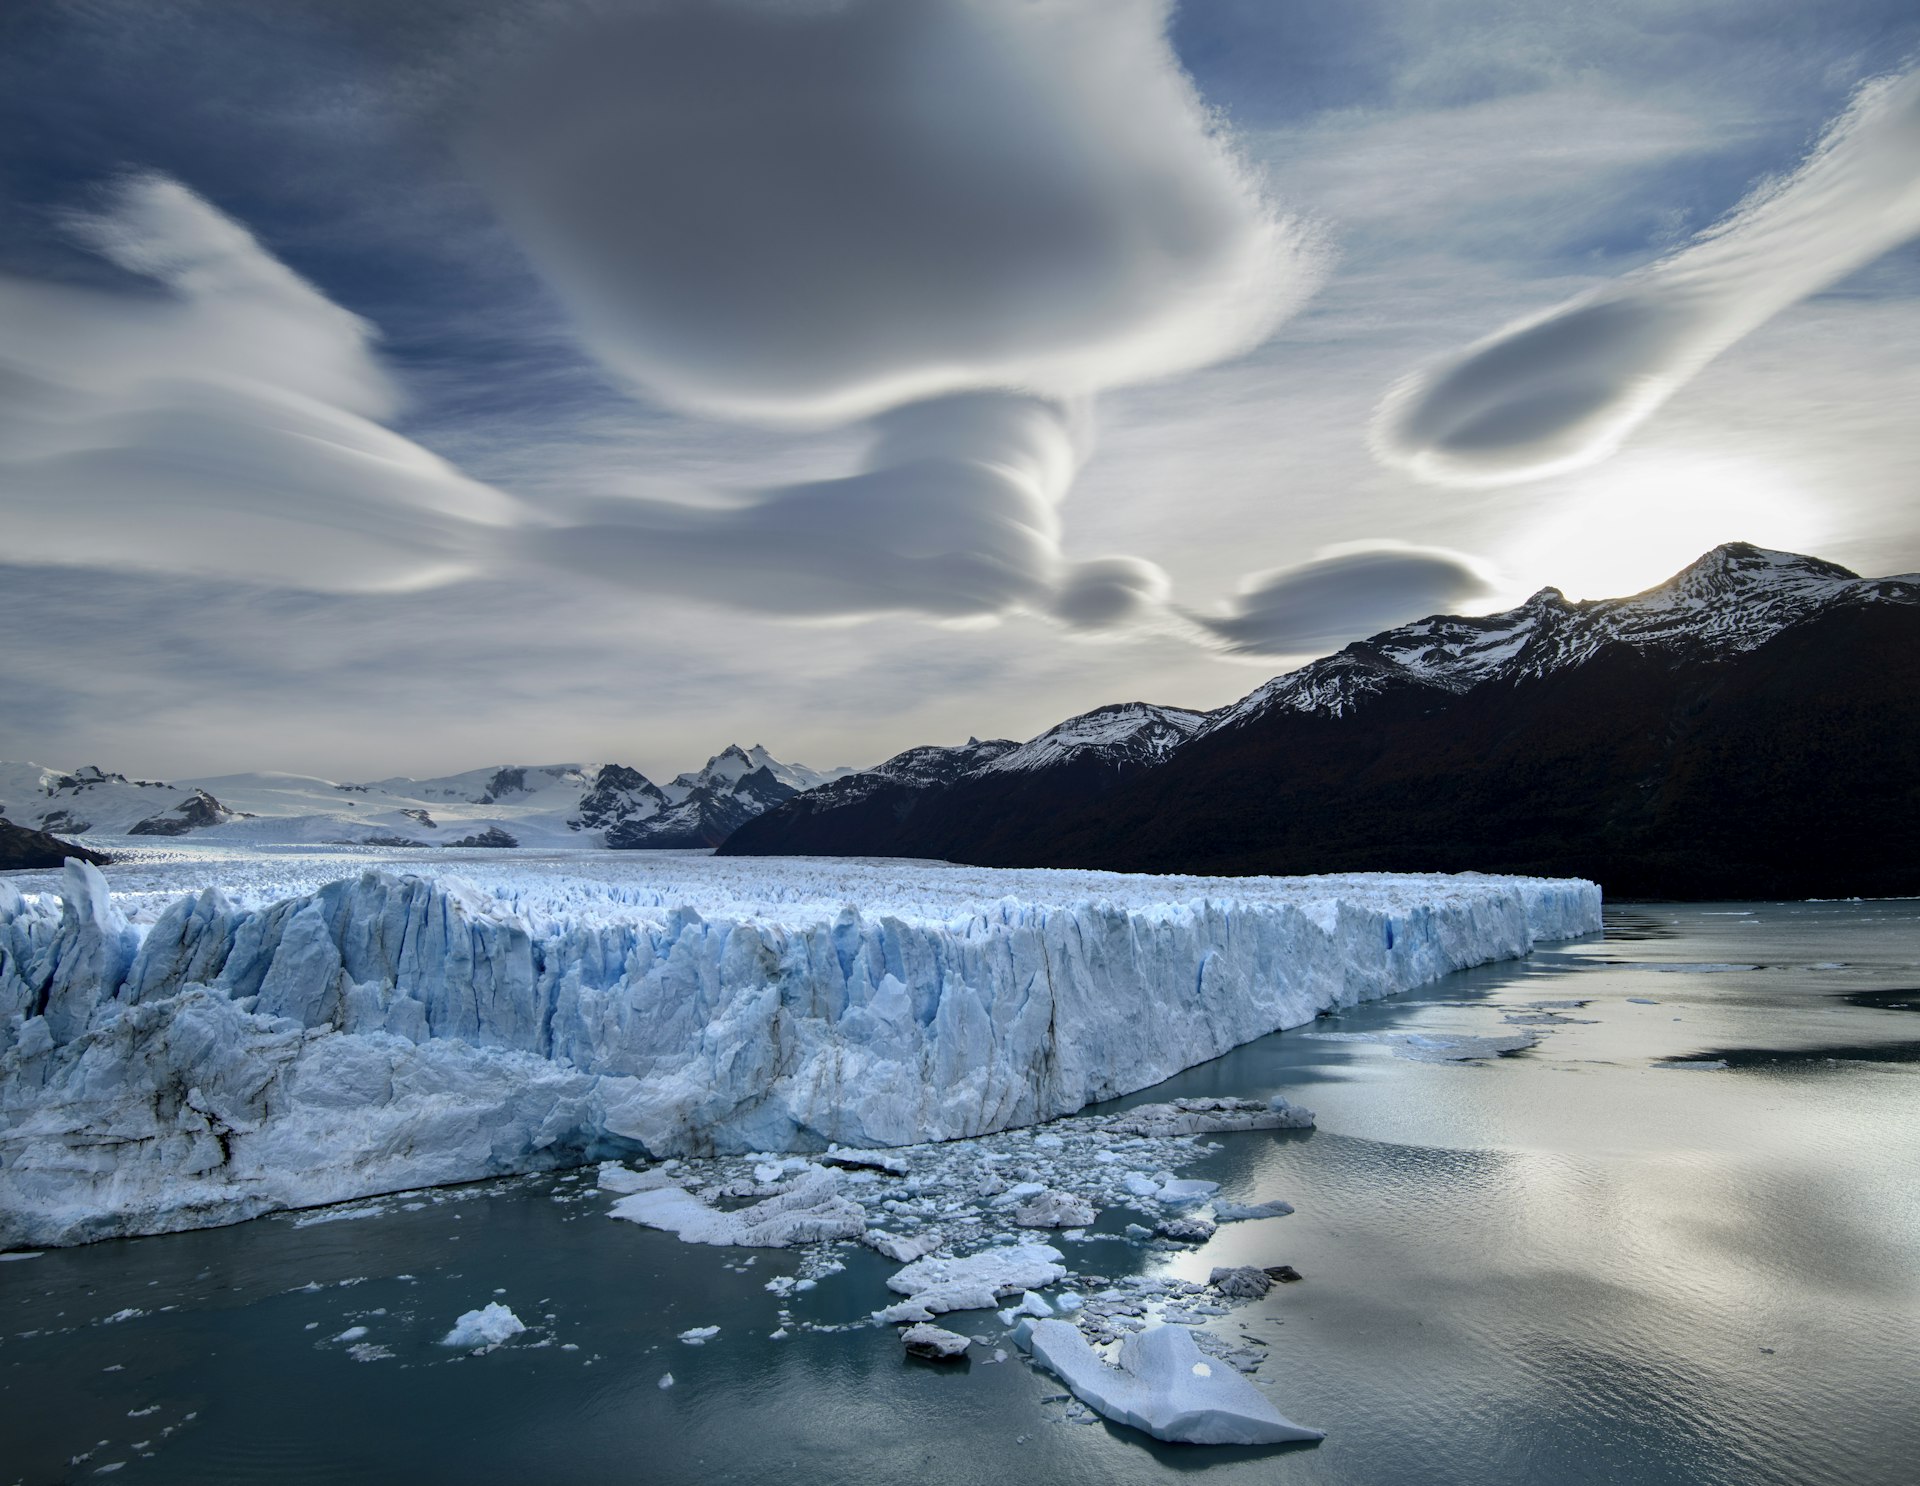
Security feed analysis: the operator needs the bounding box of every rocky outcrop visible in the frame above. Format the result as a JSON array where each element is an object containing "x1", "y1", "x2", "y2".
[
  {"x1": 128, "y1": 788, "x2": 231, "y2": 836},
  {"x1": 0, "y1": 821, "x2": 110, "y2": 871}
]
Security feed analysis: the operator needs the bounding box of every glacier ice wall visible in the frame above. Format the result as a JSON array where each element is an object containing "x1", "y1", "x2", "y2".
[{"x1": 0, "y1": 857, "x2": 1599, "y2": 1246}]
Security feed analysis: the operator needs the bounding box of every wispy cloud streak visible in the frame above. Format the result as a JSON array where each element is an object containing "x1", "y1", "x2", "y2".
[{"x1": 1373, "y1": 66, "x2": 1920, "y2": 485}]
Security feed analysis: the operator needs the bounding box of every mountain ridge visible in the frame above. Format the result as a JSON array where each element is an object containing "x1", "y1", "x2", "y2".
[
  {"x1": 722, "y1": 544, "x2": 1920, "y2": 898},
  {"x1": 0, "y1": 748, "x2": 854, "y2": 855}
]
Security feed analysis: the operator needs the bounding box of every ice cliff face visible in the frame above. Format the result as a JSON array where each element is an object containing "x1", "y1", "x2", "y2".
[{"x1": 0, "y1": 855, "x2": 1598, "y2": 1246}]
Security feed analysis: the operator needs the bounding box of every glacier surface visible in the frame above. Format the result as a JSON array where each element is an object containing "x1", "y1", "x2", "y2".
[{"x1": 0, "y1": 850, "x2": 1597, "y2": 1247}]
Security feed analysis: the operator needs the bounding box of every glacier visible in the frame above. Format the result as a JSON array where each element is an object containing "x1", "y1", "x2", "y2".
[{"x1": 0, "y1": 850, "x2": 1598, "y2": 1247}]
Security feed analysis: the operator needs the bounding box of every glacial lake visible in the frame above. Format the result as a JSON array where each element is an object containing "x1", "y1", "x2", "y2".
[{"x1": 4, "y1": 899, "x2": 1917, "y2": 1485}]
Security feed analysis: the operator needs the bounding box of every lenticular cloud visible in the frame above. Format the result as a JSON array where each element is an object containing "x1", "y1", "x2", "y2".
[
  {"x1": 0, "y1": 175, "x2": 522, "y2": 591},
  {"x1": 1374, "y1": 67, "x2": 1920, "y2": 487},
  {"x1": 466, "y1": 0, "x2": 1317, "y2": 426},
  {"x1": 456, "y1": 0, "x2": 1322, "y2": 635},
  {"x1": 1191, "y1": 544, "x2": 1497, "y2": 655}
]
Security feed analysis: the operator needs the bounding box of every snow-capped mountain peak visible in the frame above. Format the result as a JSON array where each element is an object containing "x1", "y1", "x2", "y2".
[
  {"x1": 970, "y1": 701, "x2": 1211, "y2": 776},
  {"x1": 1209, "y1": 542, "x2": 1920, "y2": 734},
  {"x1": 1, "y1": 746, "x2": 856, "y2": 852}
]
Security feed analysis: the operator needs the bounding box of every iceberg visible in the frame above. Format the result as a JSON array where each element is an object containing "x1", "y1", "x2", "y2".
[
  {"x1": 1026, "y1": 1320, "x2": 1324, "y2": 1445},
  {"x1": 440, "y1": 1302, "x2": 525, "y2": 1350},
  {"x1": 0, "y1": 853, "x2": 1598, "y2": 1246}
]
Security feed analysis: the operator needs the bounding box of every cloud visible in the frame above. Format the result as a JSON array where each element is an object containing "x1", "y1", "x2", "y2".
[
  {"x1": 463, "y1": 0, "x2": 1320, "y2": 427},
  {"x1": 448, "y1": 0, "x2": 1322, "y2": 634},
  {"x1": 519, "y1": 390, "x2": 1175, "y2": 626},
  {"x1": 1372, "y1": 65, "x2": 1920, "y2": 486},
  {"x1": 0, "y1": 174, "x2": 523, "y2": 592},
  {"x1": 523, "y1": 391, "x2": 1076, "y2": 620},
  {"x1": 1191, "y1": 542, "x2": 1497, "y2": 654}
]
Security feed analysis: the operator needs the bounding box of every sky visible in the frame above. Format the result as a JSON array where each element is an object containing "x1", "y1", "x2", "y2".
[{"x1": 3, "y1": 0, "x2": 1917, "y2": 782}]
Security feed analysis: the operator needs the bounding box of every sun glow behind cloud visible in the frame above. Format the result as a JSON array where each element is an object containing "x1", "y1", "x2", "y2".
[{"x1": 1503, "y1": 452, "x2": 1829, "y2": 601}]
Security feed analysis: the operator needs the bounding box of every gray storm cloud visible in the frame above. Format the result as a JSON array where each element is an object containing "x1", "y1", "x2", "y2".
[
  {"x1": 1191, "y1": 544, "x2": 1497, "y2": 655},
  {"x1": 1373, "y1": 66, "x2": 1920, "y2": 486},
  {"x1": 0, "y1": 175, "x2": 522, "y2": 591}
]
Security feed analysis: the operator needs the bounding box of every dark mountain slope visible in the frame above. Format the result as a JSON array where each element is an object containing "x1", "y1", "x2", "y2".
[
  {"x1": 1025, "y1": 600, "x2": 1920, "y2": 898},
  {"x1": 1, "y1": 818, "x2": 111, "y2": 871},
  {"x1": 724, "y1": 545, "x2": 1920, "y2": 898}
]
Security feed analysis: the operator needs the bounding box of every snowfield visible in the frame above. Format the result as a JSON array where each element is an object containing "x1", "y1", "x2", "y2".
[{"x1": 0, "y1": 849, "x2": 1598, "y2": 1246}]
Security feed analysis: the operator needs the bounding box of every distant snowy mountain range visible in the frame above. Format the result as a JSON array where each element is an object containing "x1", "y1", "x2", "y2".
[
  {"x1": 0, "y1": 745, "x2": 851, "y2": 854},
  {"x1": 9, "y1": 543, "x2": 1917, "y2": 897},
  {"x1": 725, "y1": 544, "x2": 1920, "y2": 899}
]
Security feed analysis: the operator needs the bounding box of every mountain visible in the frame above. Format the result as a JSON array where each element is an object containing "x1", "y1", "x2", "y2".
[
  {"x1": 723, "y1": 545, "x2": 1920, "y2": 899},
  {"x1": 727, "y1": 708, "x2": 1206, "y2": 859},
  {"x1": 604, "y1": 745, "x2": 853, "y2": 848},
  {"x1": 0, "y1": 748, "x2": 851, "y2": 856}
]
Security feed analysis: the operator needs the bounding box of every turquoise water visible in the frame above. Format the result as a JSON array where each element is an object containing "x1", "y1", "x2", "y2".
[{"x1": 4, "y1": 901, "x2": 1917, "y2": 1484}]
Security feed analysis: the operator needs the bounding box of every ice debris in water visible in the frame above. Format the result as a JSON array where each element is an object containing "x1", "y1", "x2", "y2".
[
  {"x1": 439, "y1": 1303, "x2": 525, "y2": 1350},
  {"x1": 900, "y1": 1323, "x2": 972, "y2": 1360},
  {"x1": 1025, "y1": 1321, "x2": 1325, "y2": 1445},
  {"x1": 678, "y1": 1327, "x2": 720, "y2": 1345},
  {"x1": 878, "y1": 1244, "x2": 1068, "y2": 1324},
  {"x1": 0, "y1": 855, "x2": 1597, "y2": 1247},
  {"x1": 1012, "y1": 1189, "x2": 1098, "y2": 1228},
  {"x1": 609, "y1": 1169, "x2": 866, "y2": 1247}
]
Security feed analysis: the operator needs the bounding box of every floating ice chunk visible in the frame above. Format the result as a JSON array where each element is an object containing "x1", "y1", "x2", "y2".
[
  {"x1": 440, "y1": 1303, "x2": 525, "y2": 1350},
  {"x1": 998, "y1": 1289, "x2": 1056, "y2": 1324},
  {"x1": 878, "y1": 1243, "x2": 1067, "y2": 1323},
  {"x1": 658, "y1": 1372, "x2": 675, "y2": 1388},
  {"x1": 821, "y1": 1147, "x2": 911, "y2": 1177},
  {"x1": 1213, "y1": 1199, "x2": 1295, "y2": 1223},
  {"x1": 901, "y1": 1323, "x2": 972, "y2": 1360},
  {"x1": 1155, "y1": 1179, "x2": 1219, "y2": 1205},
  {"x1": 609, "y1": 1170, "x2": 866, "y2": 1248},
  {"x1": 1026, "y1": 1321, "x2": 1324, "y2": 1445},
  {"x1": 863, "y1": 1229, "x2": 943, "y2": 1265},
  {"x1": 334, "y1": 1326, "x2": 369, "y2": 1342},
  {"x1": 1013, "y1": 1189, "x2": 1098, "y2": 1228},
  {"x1": 598, "y1": 1164, "x2": 677, "y2": 1195},
  {"x1": 677, "y1": 1327, "x2": 719, "y2": 1345}
]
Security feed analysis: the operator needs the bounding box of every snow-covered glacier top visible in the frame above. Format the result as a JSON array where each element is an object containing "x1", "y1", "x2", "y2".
[{"x1": 1, "y1": 849, "x2": 1599, "y2": 1246}]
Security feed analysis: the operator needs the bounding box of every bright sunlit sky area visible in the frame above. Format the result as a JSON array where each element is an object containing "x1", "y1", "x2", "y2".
[{"x1": 3, "y1": 0, "x2": 1917, "y2": 779}]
